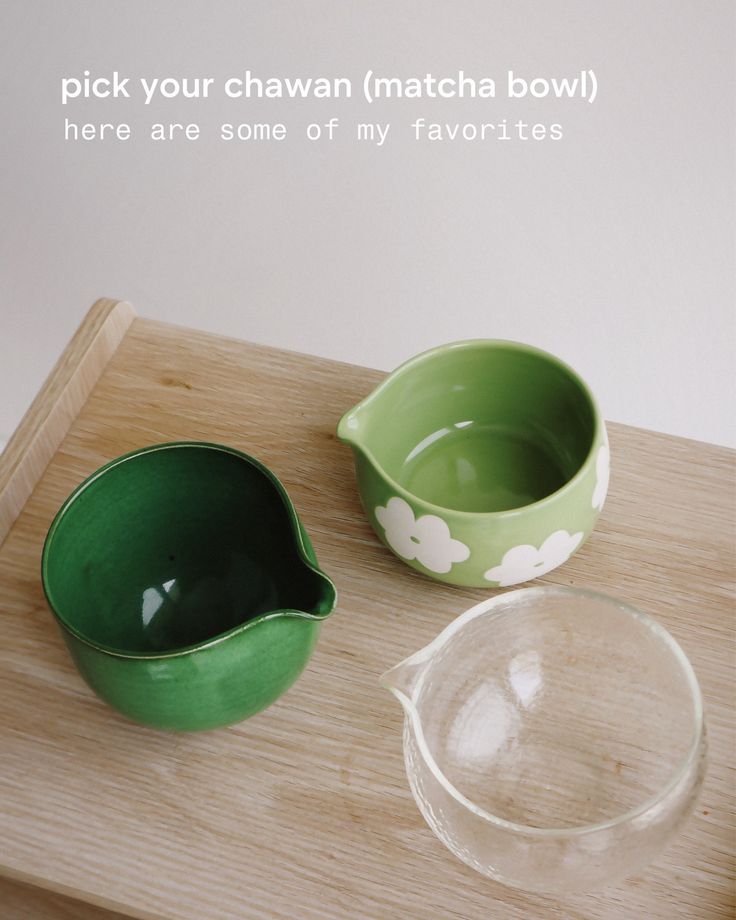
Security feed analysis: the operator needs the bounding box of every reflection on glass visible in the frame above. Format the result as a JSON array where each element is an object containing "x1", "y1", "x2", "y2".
[
  {"x1": 508, "y1": 650, "x2": 543, "y2": 709},
  {"x1": 448, "y1": 680, "x2": 520, "y2": 766}
]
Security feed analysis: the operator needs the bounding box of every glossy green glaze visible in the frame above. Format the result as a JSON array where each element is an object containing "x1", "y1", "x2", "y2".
[
  {"x1": 338, "y1": 341, "x2": 608, "y2": 588},
  {"x1": 42, "y1": 442, "x2": 336, "y2": 731}
]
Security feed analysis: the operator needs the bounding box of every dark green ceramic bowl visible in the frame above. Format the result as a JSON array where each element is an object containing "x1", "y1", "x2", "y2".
[{"x1": 41, "y1": 442, "x2": 336, "y2": 731}]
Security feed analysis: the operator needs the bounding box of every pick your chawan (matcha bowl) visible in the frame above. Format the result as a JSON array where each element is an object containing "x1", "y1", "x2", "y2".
[
  {"x1": 338, "y1": 340, "x2": 609, "y2": 588},
  {"x1": 41, "y1": 442, "x2": 336, "y2": 731}
]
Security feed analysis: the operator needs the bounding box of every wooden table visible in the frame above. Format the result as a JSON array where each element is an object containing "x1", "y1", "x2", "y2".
[{"x1": 1, "y1": 300, "x2": 733, "y2": 920}]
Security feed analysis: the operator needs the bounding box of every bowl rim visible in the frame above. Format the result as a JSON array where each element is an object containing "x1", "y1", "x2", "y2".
[
  {"x1": 384, "y1": 585, "x2": 705, "y2": 838},
  {"x1": 41, "y1": 441, "x2": 337, "y2": 660},
  {"x1": 338, "y1": 339, "x2": 607, "y2": 520}
]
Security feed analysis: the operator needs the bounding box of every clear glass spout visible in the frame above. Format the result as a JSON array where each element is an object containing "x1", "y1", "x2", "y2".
[{"x1": 380, "y1": 651, "x2": 430, "y2": 708}]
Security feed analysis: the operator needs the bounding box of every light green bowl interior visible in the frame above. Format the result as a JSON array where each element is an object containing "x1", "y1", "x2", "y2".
[
  {"x1": 361, "y1": 343, "x2": 597, "y2": 513},
  {"x1": 43, "y1": 444, "x2": 335, "y2": 655}
]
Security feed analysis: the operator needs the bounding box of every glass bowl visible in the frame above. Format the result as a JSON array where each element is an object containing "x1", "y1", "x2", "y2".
[{"x1": 382, "y1": 587, "x2": 706, "y2": 893}]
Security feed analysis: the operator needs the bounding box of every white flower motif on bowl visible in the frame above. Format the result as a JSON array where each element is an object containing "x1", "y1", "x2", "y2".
[
  {"x1": 374, "y1": 496, "x2": 470, "y2": 574},
  {"x1": 484, "y1": 530, "x2": 584, "y2": 587}
]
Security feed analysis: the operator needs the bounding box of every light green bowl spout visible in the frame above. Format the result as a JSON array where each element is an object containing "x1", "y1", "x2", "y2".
[{"x1": 338, "y1": 340, "x2": 608, "y2": 588}]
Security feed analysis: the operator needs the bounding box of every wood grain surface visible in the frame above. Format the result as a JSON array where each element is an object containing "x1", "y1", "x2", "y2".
[
  {"x1": 0, "y1": 874, "x2": 127, "y2": 920},
  {"x1": 0, "y1": 303, "x2": 733, "y2": 920}
]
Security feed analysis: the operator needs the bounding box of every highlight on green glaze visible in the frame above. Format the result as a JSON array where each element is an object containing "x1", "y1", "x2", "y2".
[
  {"x1": 41, "y1": 442, "x2": 337, "y2": 731},
  {"x1": 337, "y1": 340, "x2": 608, "y2": 587}
]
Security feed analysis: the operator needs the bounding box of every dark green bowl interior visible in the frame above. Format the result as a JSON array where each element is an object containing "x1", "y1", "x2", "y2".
[
  {"x1": 366, "y1": 343, "x2": 597, "y2": 512},
  {"x1": 43, "y1": 445, "x2": 333, "y2": 655}
]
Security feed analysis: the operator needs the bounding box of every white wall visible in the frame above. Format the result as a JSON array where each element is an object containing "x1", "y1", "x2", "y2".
[{"x1": 1, "y1": 0, "x2": 734, "y2": 447}]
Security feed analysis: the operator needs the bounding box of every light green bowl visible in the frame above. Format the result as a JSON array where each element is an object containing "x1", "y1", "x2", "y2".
[
  {"x1": 41, "y1": 442, "x2": 336, "y2": 731},
  {"x1": 337, "y1": 341, "x2": 608, "y2": 588}
]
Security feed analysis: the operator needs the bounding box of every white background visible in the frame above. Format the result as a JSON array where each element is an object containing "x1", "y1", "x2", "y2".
[{"x1": 1, "y1": 0, "x2": 734, "y2": 448}]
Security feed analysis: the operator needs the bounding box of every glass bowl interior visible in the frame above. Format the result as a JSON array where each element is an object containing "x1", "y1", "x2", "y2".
[
  {"x1": 361, "y1": 342, "x2": 597, "y2": 512},
  {"x1": 413, "y1": 588, "x2": 702, "y2": 831}
]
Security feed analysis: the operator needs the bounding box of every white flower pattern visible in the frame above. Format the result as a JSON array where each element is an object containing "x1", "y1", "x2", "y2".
[
  {"x1": 592, "y1": 434, "x2": 610, "y2": 511},
  {"x1": 484, "y1": 530, "x2": 584, "y2": 587},
  {"x1": 375, "y1": 496, "x2": 470, "y2": 574}
]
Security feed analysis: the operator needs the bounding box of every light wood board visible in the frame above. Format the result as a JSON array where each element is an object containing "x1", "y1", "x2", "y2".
[
  {"x1": 0, "y1": 875, "x2": 128, "y2": 920},
  {"x1": 0, "y1": 301, "x2": 733, "y2": 919}
]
